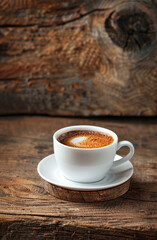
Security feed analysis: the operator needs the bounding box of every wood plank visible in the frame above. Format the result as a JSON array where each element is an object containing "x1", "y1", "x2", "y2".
[
  {"x1": 0, "y1": 0, "x2": 157, "y2": 116},
  {"x1": 0, "y1": 116, "x2": 157, "y2": 239},
  {"x1": 0, "y1": 214, "x2": 157, "y2": 240}
]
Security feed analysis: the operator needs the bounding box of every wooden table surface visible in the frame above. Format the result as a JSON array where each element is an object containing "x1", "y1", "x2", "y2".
[{"x1": 0, "y1": 116, "x2": 156, "y2": 239}]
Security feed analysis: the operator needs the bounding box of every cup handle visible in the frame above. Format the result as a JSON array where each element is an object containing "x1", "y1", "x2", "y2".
[{"x1": 112, "y1": 141, "x2": 134, "y2": 167}]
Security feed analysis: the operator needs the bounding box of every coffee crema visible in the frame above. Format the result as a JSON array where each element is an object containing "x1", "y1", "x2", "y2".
[{"x1": 57, "y1": 130, "x2": 114, "y2": 149}]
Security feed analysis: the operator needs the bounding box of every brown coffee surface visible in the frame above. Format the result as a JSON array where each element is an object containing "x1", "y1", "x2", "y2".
[{"x1": 57, "y1": 130, "x2": 114, "y2": 149}]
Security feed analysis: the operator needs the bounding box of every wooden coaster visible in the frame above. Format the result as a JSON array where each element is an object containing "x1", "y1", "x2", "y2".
[{"x1": 45, "y1": 179, "x2": 130, "y2": 202}]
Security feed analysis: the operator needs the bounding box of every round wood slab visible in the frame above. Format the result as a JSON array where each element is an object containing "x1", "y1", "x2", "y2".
[{"x1": 45, "y1": 179, "x2": 130, "y2": 202}]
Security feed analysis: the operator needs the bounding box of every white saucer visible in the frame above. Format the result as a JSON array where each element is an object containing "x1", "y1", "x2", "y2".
[{"x1": 37, "y1": 154, "x2": 133, "y2": 191}]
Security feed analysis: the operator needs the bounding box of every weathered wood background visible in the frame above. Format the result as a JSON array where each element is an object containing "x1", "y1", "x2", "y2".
[{"x1": 0, "y1": 0, "x2": 157, "y2": 116}]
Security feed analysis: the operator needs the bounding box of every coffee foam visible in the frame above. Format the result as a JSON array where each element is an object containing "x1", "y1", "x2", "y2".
[
  {"x1": 71, "y1": 136, "x2": 86, "y2": 146},
  {"x1": 58, "y1": 130, "x2": 114, "y2": 149}
]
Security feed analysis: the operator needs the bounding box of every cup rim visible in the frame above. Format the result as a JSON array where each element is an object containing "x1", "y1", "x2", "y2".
[{"x1": 53, "y1": 125, "x2": 118, "y2": 150}]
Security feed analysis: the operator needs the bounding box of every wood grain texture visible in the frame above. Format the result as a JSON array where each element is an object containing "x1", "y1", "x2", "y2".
[
  {"x1": 46, "y1": 180, "x2": 131, "y2": 202},
  {"x1": 0, "y1": 116, "x2": 157, "y2": 239},
  {"x1": 0, "y1": 0, "x2": 157, "y2": 116}
]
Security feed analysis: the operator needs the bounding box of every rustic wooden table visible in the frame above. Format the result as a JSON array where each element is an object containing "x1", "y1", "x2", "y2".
[{"x1": 0, "y1": 116, "x2": 156, "y2": 239}]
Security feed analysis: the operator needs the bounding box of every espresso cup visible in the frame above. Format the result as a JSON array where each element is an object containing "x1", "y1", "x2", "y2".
[{"x1": 53, "y1": 125, "x2": 134, "y2": 183}]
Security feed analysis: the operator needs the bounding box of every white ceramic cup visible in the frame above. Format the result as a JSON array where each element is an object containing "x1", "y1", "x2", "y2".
[{"x1": 53, "y1": 125, "x2": 134, "y2": 183}]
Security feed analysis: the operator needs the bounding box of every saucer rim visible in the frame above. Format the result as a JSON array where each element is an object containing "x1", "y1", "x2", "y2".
[{"x1": 37, "y1": 154, "x2": 134, "y2": 191}]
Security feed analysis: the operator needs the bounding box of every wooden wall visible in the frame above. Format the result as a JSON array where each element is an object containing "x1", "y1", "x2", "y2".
[{"x1": 0, "y1": 0, "x2": 157, "y2": 116}]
